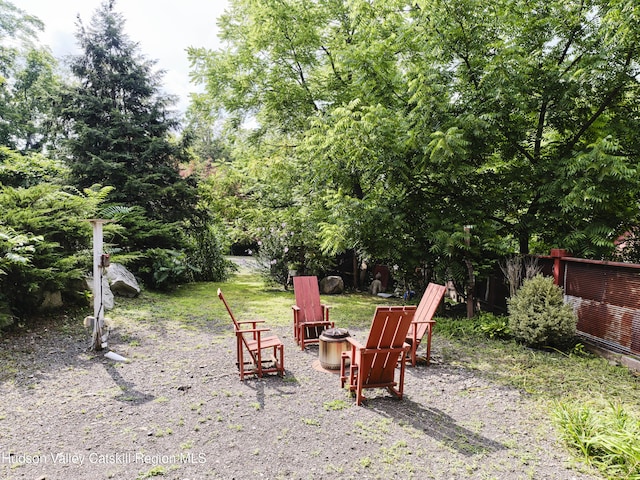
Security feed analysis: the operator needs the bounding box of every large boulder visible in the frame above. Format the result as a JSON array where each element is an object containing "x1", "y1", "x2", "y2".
[
  {"x1": 39, "y1": 290, "x2": 63, "y2": 310},
  {"x1": 106, "y1": 263, "x2": 141, "y2": 298},
  {"x1": 85, "y1": 275, "x2": 115, "y2": 310},
  {"x1": 320, "y1": 275, "x2": 344, "y2": 295}
]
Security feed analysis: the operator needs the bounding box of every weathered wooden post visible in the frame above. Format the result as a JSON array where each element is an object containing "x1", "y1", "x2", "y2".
[
  {"x1": 89, "y1": 219, "x2": 109, "y2": 351},
  {"x1": 550, "y1": 248, "x2": 568, "y2": 287}
]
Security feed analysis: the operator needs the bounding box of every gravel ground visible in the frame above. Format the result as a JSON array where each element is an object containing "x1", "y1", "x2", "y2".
[{"x1": 0, "y1": 300, "x2": 601, "y2": 480}]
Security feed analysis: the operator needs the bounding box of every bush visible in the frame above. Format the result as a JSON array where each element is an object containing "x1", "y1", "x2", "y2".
[
  {"x1": 186, "y1": 223, "x2": 235, "y2": 283},
  {"x1": 507, "y1": 274, "x2": 577, "y2": 349},
  {"x1": 136, "y1": 248, "x2": 198, "y2": 291},
  {"x1": 474, "y1": 312, "x2": 511, "y2": 339}
]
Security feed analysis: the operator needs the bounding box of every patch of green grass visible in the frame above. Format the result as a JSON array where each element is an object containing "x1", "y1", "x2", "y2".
[
  {"x1": 553, "y1": 401, "x2": 640, "y2": 479},
  {"x1": 323, "y1": 399, "x2": 349, "y2": 411},
  {"x1": 435, "y1": 316, "x2": 640, "y2": 412},
  {"x1": 109, "y1": 270, "x2": 406, "y2": 334},
  {"x1": 136, "y1": 465, "x2": 165, "y2": 478},
  {"x1": 154, "y1": 427, "x2": 172, "y2": 437},
  {"x1": 302, "y1": 417, "x2": 320, "y2": 426},
  {"x1": 355, "y1": 418, "x2": 393, "y2": 444}
]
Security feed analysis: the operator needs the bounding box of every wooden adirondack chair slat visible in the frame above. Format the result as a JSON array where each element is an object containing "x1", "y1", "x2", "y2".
[
  {"x1": 406, "y1": 283, "x2": 446, "y2": 366},
  {"x1": 292, "y1": 276, "x2": 334, "y2": 349},
  {"x1": 340, "y1": 306, "x2": 415, "y2": 406}
]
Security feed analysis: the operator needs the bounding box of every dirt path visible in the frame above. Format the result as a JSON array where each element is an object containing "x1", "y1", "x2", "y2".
[{"x1": 0, "y1": 281, "x2": 600, "y2": 479}]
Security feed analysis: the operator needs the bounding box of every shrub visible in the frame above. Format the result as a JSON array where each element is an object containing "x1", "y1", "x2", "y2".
[
  {"x1": 474, "y1": 312, "x2": 511, "y2": 339},
  {"x1": 137, "y1": 248, "x2": 198, "y2": 291},
  {"x1": 507, "y1": 274, "x2": 577, "y2": 349},
  {"x1": 186, "y1": 223, "x2": 235, "y2": 283}
]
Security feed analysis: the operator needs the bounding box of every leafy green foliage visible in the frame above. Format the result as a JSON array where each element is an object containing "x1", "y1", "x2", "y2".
[
  {"x1": 137, "y1": 248, "x2": 198, "y2": 292},
  {"x1": 507, "y1": 275, "x2": 577, "y2": 349},
  {"x1": 0, "y1": 151, "x2": 110, "y2": 323},
  {"x1": 474, "y1": 312, "x2": 511, "y2": 340},
  {"x1": 0, "y1": 1, "x2": 57, "y2": 153},
  {"x1": 0, "y1": 146, "x2": 67, "y2": 187},
  {"x1": 255, "y1": 230, "x2": 291, "y2": 288},
  {"x1": 185, "y1": 223, "x2": 235, "y2": 283},
  {"x1": 191, "y1": 0, "x2": 640, "y2": 291}
]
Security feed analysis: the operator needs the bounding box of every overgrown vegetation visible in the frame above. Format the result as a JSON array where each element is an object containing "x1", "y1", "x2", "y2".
[
  {"x1": 436, "y1": 313, "x2": 640, "y2": 479},
  {"x1": 0, "y1": 2, "x2": 234, "y2": 328},
  {"x1": 554, "y1": 402, "x2": 640, "y2": 479}
]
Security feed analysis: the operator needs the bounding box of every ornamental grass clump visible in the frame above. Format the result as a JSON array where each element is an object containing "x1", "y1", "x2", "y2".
[
  {"x1": 507, "y1": 274, "x2": 577, "y2": 349},
  {"x1": 554, "y1": 402, "x2": 640, "y2": 479}
]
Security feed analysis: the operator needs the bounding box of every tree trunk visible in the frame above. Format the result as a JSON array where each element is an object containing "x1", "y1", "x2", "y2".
[{"x1": 464, "y1": 258, "x2": 475, "y2": 319}]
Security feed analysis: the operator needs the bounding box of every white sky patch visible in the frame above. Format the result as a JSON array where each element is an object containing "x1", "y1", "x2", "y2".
[{"x1": 13, "y1": 0, "x2": 229, "y2": 114}]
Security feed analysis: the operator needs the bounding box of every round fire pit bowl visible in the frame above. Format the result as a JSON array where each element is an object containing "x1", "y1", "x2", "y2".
[{"x1": 318, "y1": 328, "x2": 351, "y2": 370}]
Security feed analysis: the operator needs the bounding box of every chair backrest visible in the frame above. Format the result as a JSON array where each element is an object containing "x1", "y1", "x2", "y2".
[
  {"x1": 217, "y1": 288, "x2": 240, "y2": 330},
  {"x1": 293, "y1": 276, "x2": 323, "y2": 322},
  {"x1": 411, "y1": 283, "x2": 447, "y2": 337},
  {"x1": 365, "y1": 306, "x2": 415, "y2": 349},
  {"x1": 360, "y1": 306, "x2": 415, "y2": 384}
]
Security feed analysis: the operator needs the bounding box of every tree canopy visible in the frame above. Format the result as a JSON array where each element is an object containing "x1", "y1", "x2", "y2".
[{"x1": 189, "y1": 0, "x2": 640, "y2": 286}]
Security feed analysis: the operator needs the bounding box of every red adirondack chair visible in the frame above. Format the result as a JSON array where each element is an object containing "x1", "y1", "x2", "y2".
[
  {"x1": 406, "y1": 282, "x2": 447, "y2": 366},
  {"x1": 340, "y1": 306, "x2": 415, "y2": 406},
  {"x1": 218, "y1": 288, "x2": 285, "y2": 380},
  {"x1": 292, "y1": 276, "x2": 334, "y2": 349}
]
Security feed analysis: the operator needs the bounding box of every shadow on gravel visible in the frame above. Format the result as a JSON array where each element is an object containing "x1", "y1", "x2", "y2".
[
  {"x1": 243, "y1": 374, "x2": 300, "y2": 409},
  {"x1": 371, "y1": 398, "x2": 506, "y2": 456},
  {"x1": 104, "y1": 362, "x2": 155, "y2": 405}
]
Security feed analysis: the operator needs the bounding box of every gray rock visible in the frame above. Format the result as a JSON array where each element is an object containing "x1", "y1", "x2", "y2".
[
  {"x1": 320, "y1": 275, "x2": 344, "y2": 294},
  {"x1": 85, "y1": 274, "x2": 115, "y2": 310},
  {"x1": 106, "y1": 263, "x2": 141, "y2": 298}
]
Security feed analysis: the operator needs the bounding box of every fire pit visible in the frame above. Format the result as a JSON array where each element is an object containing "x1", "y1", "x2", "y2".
[{"x1": 318, "y1": 328, "x2": 351, "y2": 370}]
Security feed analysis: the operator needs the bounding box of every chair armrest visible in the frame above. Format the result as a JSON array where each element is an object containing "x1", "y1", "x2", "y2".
[
  {"x1": 236, "y1": 328, "x2": 271, "y2": 334},
  {"x1": 345, "y1": 337, "x2": 363, "y2": 349},
  {"x1": 237, "y1": 320, "x2": 266, "y2": 326},
  {"x1": 321, "y1": 304, "x2": 331, "y2": 321},
  {"x1": 292, "y1": 305, "x2": 301, "y2": 311}
]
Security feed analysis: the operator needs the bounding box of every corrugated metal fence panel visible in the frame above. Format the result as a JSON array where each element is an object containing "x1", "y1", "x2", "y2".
[{"x1": 562, "y1": 261, "x2": 640, "y2": 356}]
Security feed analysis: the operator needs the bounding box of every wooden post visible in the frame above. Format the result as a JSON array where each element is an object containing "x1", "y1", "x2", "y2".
[
  {"x1": 89, "y1": 219, "x2": 109, "y2": 351},
  {"x1": 550, "y1": 248, "x2": 567, "y2": 286}
]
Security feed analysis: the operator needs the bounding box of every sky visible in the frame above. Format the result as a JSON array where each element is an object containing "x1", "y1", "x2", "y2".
[{"x1": 13, "y1": 0, "x2": 229, "y2": 114}]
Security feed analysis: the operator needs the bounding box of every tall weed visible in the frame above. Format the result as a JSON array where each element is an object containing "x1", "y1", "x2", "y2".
[{"x1": 554, "y1": 402, "x2": 640, "y2": 479}]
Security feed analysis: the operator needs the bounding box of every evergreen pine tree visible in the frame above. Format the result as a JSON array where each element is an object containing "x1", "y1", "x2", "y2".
[{"x1": 59, "y1": 0, "x2": 196, "y2": 225}]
